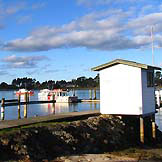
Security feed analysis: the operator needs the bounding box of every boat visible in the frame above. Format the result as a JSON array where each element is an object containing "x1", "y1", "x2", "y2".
[
  {"x1": 51, "y1": 89, "x2": 78, "y2": 103},
  {"x1": 38, "y1": 89, "x2": 51, "y2": 100},
  {"x1": 15, "y1": 88, "x2": 34, "y2": 96},
  {"x1": 38, "y1": 89, "x2": 78, "y2": 103}
]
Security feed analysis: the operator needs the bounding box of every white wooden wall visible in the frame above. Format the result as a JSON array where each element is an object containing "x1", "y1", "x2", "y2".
[{"x1": 100, "y1": 64, "x2": 143, "y2": 115}]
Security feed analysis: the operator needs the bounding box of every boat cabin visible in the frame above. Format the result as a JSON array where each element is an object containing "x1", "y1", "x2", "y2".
[{"x1": 53, "y1": 89, "x2": 68, "y2": 97}]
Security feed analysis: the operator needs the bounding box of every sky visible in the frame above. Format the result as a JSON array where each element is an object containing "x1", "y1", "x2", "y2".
[{"x1": 0, "y1": 0, "x2": 162, "y2": 84}]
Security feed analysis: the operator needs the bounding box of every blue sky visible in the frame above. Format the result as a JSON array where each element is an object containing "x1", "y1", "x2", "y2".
[{"x1": 0, "y1": 0, "x2": 162, "y2": 84}]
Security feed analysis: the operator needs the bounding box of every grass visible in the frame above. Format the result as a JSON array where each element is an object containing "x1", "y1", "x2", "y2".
[{"x1": 0, "y1": 121, "x2": 69, "y2": 135}]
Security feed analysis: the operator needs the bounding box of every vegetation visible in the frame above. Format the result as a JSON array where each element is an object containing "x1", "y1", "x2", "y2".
[
  {"x1": 155, "y1": 71, "x2": 162, "y2": 87},
  {"x1": 0, "y1": 74, "x2": 99, "y2": 90},
  {"x1": 0, "y1": 70, "x2": 161, "y2": 90}
]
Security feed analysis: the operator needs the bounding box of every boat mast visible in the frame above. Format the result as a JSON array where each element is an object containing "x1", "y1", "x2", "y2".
[{"x1": 151, "y1": 26, "x2": 154, "y2": 65}]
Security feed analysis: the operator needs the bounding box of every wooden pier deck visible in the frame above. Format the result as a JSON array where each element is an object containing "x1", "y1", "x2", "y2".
[{"x1": 0, "y1": 110, "x2": 100, "y2": 130}]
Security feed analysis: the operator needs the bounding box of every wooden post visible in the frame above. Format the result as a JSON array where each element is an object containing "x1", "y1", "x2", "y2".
[
  {"x1": 24, "y1": 93, "x2": 27, "y2": 103},
  {"x1": 18, "y1": 94, "x2": 21, "y2": 104},
  {"x1": 52, "y1": 103, "x2": 55, "y2": 114},
  {"x1": 27, "y1": 93, "x2": 30, "y2": 103},
  {"x1": 1, "y1": 98, "x2": 5, "y2": 120},
  {"x1": 89, "y1": 89, "x2": 92, "y2": 100},
  {"x1": 52, "y1": 94, "x2": 55, "y2": 102},
  {"x1": 140, "y1": 116, "x2": 144, "y2": 144},
  {"x1": 93, "y1": 89, "x2": 97, "y2": 100},
  {"x1": 159, "y1": 93, "x2": 161, "y2": 107},
  {"x1": 24, "y1": 104, "x2": 27, "y2": 118},
  {"x1": 151, "y1": 114, "x2": 156, "y2": 140},
  {"x1": 73, "y1": 89, "x2": 75, "y2": 96},
  {"x1": 18, "y1": 105, "x2": 21, "y2": 119}
]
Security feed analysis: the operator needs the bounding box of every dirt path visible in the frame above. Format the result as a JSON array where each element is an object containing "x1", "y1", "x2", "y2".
[{"x1": 54, "y1": 153, "x2": 160, "y2": 162}]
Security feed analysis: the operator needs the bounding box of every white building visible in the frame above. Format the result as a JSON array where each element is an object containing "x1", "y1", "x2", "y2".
[{"x1": 92, "y1": 59, "x2": 161, "y2": 116}]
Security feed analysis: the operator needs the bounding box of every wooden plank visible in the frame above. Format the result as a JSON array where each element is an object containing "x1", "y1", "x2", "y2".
[
  {"x1": 151, "y1": 115, "x2": 156, "y2": 140},
  {"x1": 0, "y1": 99, "x2": 18, "y2": 103},
  {"x1": 81, "y1": 99, "x2": 100, "y2": 102},
  {"x1": 4, "y1": 100, "x2": 56, "y2": 107},
  {"x1": 140, "y1": 116, "x2": 144, "y2": 144}
]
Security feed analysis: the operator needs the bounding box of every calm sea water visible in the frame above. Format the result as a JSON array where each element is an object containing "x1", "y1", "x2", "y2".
[
  {"x1": 0, "y1": 90, "x2": 162, "y2": 132},
  {"x1": 0, "y1": 90, "x2": 100, "y2": 120}
]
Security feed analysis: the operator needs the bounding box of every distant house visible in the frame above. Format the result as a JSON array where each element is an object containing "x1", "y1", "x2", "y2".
[{"x1": 92, "y1": 59, "x2": 161, "y2": 116}]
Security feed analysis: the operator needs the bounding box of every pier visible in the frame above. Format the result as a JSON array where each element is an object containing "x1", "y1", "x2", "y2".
[
  {"x1": 0, "y1": 110, "x2": 100, "y2": 129},
  {"x1": 0, "y1": 89, "x2": 100, "y2": 121}
]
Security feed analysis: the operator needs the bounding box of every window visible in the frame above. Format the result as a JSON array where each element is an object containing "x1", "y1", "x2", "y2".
[{"x1": 147, "y1": 71, "x2": 154, "y2": 87}]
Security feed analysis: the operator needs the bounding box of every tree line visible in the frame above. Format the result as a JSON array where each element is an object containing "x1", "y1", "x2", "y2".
[
  {"x1": 0, "y1": 71, "x2": 161, "y2": 90},
  {"x1": 0, "y1": 74, "x2": 99, "y2": 90}
]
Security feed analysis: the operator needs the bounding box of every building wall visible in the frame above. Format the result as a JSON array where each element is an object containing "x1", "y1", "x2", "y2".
[
  {"x1": 100, "y1": 64, "x2": 143, "y2": 115},
  {"x1": 141, "y1": 69, "x2": 155, "y2": 114}
]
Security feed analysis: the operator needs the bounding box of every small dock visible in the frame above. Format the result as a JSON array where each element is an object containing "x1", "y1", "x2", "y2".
[
  {"x1": 0, "y1": 110, "x2": 100, "y2": 129},
  {"x1": 81, "y1": 99, "x2": 100, "y2": 102}
]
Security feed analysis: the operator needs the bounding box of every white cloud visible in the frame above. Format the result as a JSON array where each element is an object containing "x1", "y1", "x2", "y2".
[
  {"x1": 31, "y1": 2, "x2": 46, "y2": 10},
  {"x1": 77, "y1": 0, "x2": 145, "y2": 7},
  {"x1": 2, "y1": 55, "x2": 48, "y2": 68},
  {"x1": 2, "y1": 5, "x2": 162, "y2": 52},
  {"x1": 5, "y1": 2, "x2": 26, "y2": 14},
  {"x1": 0, "y1": 1, "x2": 46, "y2": 28},
  {"x1": 17, "y1": 15, "x2": 32, "y2": 24}
]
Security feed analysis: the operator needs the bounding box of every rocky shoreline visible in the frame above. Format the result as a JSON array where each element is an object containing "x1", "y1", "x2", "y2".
[{"x1": 0, "y1": 115, "x2": 162, "y2": 161}]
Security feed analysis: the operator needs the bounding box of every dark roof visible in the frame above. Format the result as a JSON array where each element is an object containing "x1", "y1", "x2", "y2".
[{"x1": 91, "y1": 59, "x2": 161, "y2": 71}]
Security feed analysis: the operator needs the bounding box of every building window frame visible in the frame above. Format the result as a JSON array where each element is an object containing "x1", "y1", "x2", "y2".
[{"x1": 147, "y1": 71, "x2": 154, "y2": 87}]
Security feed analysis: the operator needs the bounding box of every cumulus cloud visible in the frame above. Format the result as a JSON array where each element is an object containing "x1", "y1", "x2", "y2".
[
  {"x1": 2, "y1": 55, "x2": 48, "y2": 68},
  {"x1": 2, "y1": 5, "x2": 162, "y2": 52}
]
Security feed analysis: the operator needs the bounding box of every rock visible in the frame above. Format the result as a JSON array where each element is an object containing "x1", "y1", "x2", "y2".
[
  {"x1": 34, "y1": 130, "x2": 39, "y2": 134},
  {"x1": 103, "y1": 139, "x2": 108, "y2": 144},
  {"x1": 64, "y1": 159, "x2": 72, "y2": 162}
]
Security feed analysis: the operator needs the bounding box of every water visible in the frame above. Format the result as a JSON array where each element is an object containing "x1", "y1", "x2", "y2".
[
  {"x1": 155, "y1": 109, "x2": 162, "y2": 131},
  {"x1": 0, "y1": 90, "x2": 100, "y2": 120},
  {"x1": 1, "y1": 90, "x2": 162, "y2": 132}
]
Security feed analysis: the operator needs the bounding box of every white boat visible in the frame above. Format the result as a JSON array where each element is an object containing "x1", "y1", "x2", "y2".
[
  {"x1": 38, "y1": 89, "x2": 51, "y2": 100},
  {"x1": 38, "y1": 89, "x2": 78, "y2": 103},
  {"x1": 16, "y1": 88, "x2": 34, "y2": 96}
]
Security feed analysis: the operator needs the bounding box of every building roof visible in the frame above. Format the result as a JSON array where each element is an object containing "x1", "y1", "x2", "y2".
[{"x1": 91, "y1": 59, "x2": 161, "y2": 71}]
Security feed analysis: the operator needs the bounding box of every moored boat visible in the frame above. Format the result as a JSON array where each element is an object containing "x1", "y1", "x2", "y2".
[
  {"x1": 51, "y1": 89, "x2": 78, "y2": 103},
  {"x1": 38, "y1": 89, "x2": 78, "y2": 103},
  {"x1": 38, "y1": 89, "x2": 51, "y2": 100},
  {"x1": 16, "y1": 88, "x2": 34, "y2": 96}
]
